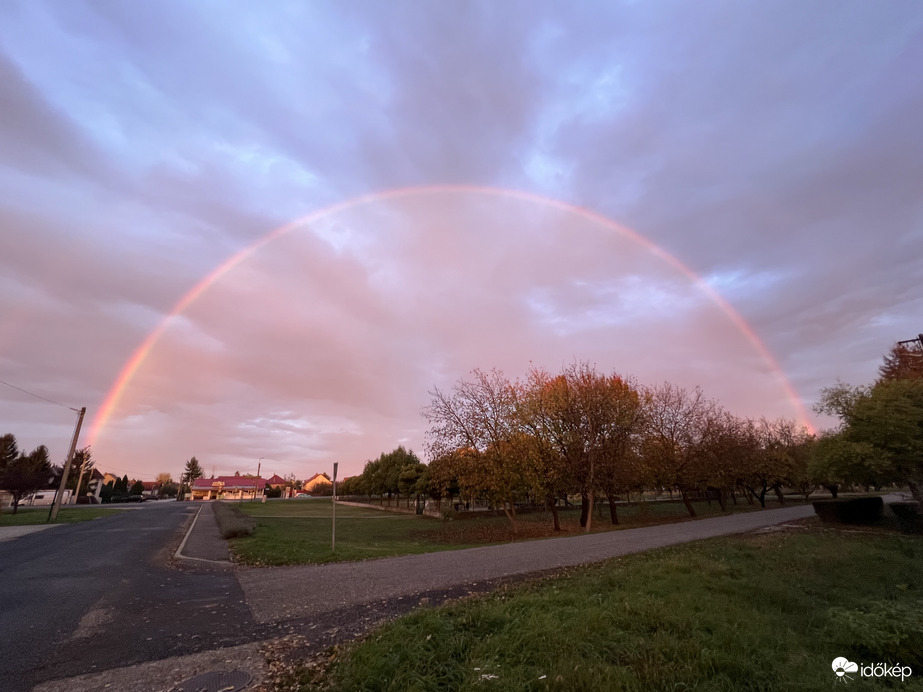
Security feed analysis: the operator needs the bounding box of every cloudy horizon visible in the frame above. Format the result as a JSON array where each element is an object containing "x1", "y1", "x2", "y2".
[{"x1": 2, "y1": 1, "x2": 921, "y2": 482}]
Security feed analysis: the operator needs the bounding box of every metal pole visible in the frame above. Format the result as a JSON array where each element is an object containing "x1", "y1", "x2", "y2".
[
  {"x1": 48, "y1": 407, "x2": 86, "y2": 523},
  {"x1": 331, "y1": 462, "x2": 338, "y2": 552}
]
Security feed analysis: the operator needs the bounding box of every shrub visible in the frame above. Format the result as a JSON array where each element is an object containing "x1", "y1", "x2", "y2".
[
  {"x1": 813, "y1": 496, "x2": 883, "y2": 524},
  {"x1": 889, "y1": 502, "x2": 923, "y2": 534},
  {"x1": 212, "y1": 501, "x2": 256, "y2": 539}
]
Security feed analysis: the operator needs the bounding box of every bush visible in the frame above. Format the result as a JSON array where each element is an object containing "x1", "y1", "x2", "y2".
[
  {"x1": 813, "y1": 496, "x2": 883, "y2": 524},
  {"x1": 889, "y1": 502, "x2": 923, "y2": 534},
  {"x1": 212, "y1": 501, "x2": 256, "y2": 539}
]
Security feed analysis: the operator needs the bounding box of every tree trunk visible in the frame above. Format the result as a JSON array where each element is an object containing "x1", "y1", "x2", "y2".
[
  {"x1": 717, "y1": 489, "x2": 727, "y2": 512},
  {"x1": 502, "y1": 503, "x2": 517, "y2": 529},
  {"x1": 773, "y1": 484, "x2": 785, "y2": 505},
  {"x1": 548, "y1": 496, "x2": 561, "y2": 532},
  {"x1": 579, "y1": 492, "x2": 590, "y2": 527},
  {"x1": 907, "y1": 479, "x2": 923, "y2": 506},
  {"x1": 586, "y1": 492, "x2": 595, "y2": 532},
  {"x1": 681, "y1": 489, "x2": 697, "y2": 517},
  {"x1": 605, "y1": 491, "x2": 619, "y2": 525},
  {"x1": 756, "y1": 487, "x2": 767, "y2": 507},
  {"x1": 730, "y1": 488, "x2": 738, "y2": 505}
]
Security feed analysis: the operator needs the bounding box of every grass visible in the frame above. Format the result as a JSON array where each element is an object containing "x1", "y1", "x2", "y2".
[
  {"x1": 0, "y1": 506, "x2": 126, "y2": 525},
  {"x1": 228, "y1": 496, "x2": 814, "y2": 566},
  {"x1": 212, "y1": 500, "x2": 257, "y2": 538},
  {"x1": 231, "y1": 499, "x2": 480, "y2": 565},
  {"x1": 312, "y1": 528, "x2": 923, "y2": 691}
]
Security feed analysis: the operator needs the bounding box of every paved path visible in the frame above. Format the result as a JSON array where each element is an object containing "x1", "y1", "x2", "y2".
[
  {"x1": 238, "y1": 503, "x2": 818, "y2": 623},
  {"x1": 175, "y1": 502, "x2": 232, "y2": 563}
]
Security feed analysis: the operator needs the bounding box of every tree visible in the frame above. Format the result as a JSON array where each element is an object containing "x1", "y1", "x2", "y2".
[
  {"x1": 424, "y1": 369, "x2": 525, "y2": 524},
  {"x1": 184, "y1": 456, "x2": 204, "y2": 481},
  {"x1": 879, "y1": 340, "x2": 923, "y2": 382},
  {"x1": 740, "y1": 418, "x2": 808, "y2": 507},
  {"x1": 159, "y1": 481, "x2": 179, "y2": 498},
  {"x1": 815, "y1": 377, "x2": 923, "y2": 503},
  {"x1": 640, "y1": 383, "x2": 717, "y2": 517},
  {"x1": 0, "y1": 444, "x2": 52, "y2": 514},
  {"x1": 156, "y1": 472, "x2": 173, "y2": 486},
  {"x1": 1, "y1": 433, "x2": 19, "y2": 470},
  {"x1": 69, "y1": 447, "x2": 94, "y2": 497}
]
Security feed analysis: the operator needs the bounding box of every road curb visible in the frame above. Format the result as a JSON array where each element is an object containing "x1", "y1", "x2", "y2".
[{"x1": 173, "y1": 504, "x2": 202, "y2": 561}]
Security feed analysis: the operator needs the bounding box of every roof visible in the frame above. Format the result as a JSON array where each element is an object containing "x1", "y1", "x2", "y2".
[
  {"x1": 266, "y1": 474, "x2": 287, "y2": 486},
  {"x1": 191, "y1": 476, "x2": 267, "y2": 490},
  {"x1": 304, "y1": 473, "x2": 331, "y2": 485}
]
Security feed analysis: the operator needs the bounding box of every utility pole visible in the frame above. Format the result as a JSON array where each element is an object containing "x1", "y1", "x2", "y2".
[
  {"x1": 255, "y1": 458, "x2": 263, "y2": 502},
  {"x1": 897, "y1": 334, "x2": 923, "y2": 349},
  {"x1": 331, "y1": 462, "x2": 338, "y2": 553},
  {"x1": 48, "y1": 407, "x2": 86, "y2": 523}
]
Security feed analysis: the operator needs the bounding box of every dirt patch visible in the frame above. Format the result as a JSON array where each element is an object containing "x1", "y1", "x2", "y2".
[{"x1": 750, "y1": 515, "x2": 911, "y2": 537}]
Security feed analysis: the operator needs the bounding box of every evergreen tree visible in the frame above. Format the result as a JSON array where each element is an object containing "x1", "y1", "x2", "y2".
[
  {"x1": 0, "y1": 444, "x2": 52, "y2": 514},
  {"x1": 184, "y1": 456, "x2": 204, "y2": 481}
]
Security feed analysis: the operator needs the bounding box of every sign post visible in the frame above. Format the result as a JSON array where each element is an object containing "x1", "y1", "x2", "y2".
[{"x1": 331, "y1": 462, "x2": 338, "y2": 553}]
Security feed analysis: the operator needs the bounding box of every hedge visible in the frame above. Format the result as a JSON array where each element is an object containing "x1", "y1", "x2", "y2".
[{"x1": 812, "y1": 496, "x2": 883, "y2": 524}]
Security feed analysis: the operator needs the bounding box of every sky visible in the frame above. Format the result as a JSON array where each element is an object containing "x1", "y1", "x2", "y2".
[{"x1": 1, "y1": 1, "x2": 921, "y2": 482}]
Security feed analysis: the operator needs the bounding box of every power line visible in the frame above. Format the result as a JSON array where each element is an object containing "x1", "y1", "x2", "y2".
[{"x1": 0, "y1": 377, "x2": 80, "y2": 412}]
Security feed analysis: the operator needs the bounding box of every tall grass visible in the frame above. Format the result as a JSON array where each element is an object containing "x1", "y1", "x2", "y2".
[{"x1": 212, "y1": 501, "x2": 256, "y2": 539}]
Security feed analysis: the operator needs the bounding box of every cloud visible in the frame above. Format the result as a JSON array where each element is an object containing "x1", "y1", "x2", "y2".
[{"x1": 1, "y1": 1, "x2": 921, "y2": 477}]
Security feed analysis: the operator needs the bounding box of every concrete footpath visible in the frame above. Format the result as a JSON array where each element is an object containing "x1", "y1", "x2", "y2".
[{"x1": 174, "y1": 502, "x2": 232, "y2": 563}]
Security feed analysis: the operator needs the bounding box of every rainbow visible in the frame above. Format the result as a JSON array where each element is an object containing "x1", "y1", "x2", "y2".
[{"x1": 88, "y1": 184, "x2": 812, "y2": 445}]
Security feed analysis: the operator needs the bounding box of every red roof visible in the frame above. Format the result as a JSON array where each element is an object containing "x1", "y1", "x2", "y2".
[
  {"x1": 266, "y1": 474, "x2": 287, "y2": 486},
  {"x1": 191, "y1": 476, "x2": 266, "y2": 490}
]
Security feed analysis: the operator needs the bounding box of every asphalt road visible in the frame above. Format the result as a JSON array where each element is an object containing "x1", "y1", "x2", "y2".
[
  {"x1": 0, "y1": 503, "x2": 258, "y2": 692},
  {"x1": 3, "y1": 498, "x2": 862, "y2": 692}
]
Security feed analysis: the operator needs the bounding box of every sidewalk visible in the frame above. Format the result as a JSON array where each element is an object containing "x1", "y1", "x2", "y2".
[{"x1": 175, "y1": 502, "x2": 232, "y2": 563}]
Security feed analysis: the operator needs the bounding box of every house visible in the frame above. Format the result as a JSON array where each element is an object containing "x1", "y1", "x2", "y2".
[
  {"x1": 140, "y1": 481, "x2": 162, "y2": 499},
  {"x1": 303, "y1": 473, "x2": 332, "y2": 493},
  {"x1": 266, "y1": 474, "x2": 287, "y2": 489},
  {"x1": 85, "y1": 468, "x2": 105, "y2": 501},
  {"x1": 189, "y1": 476, "x2": 266, "y2": 501}
]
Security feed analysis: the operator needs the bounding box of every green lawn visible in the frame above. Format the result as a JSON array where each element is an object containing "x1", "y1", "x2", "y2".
[
  {"x1": 0, "y1": 506, "x2": 126, "y2": 525},
  {"x1": 231, "y1": 499, "x2": 481, "y2": 565},
  {"x1": 229, "y1": 497, "x2": 817, "y2": 566},
  {"x1": 313, "y1": 529, "x2": 923, "y2": 691}
]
